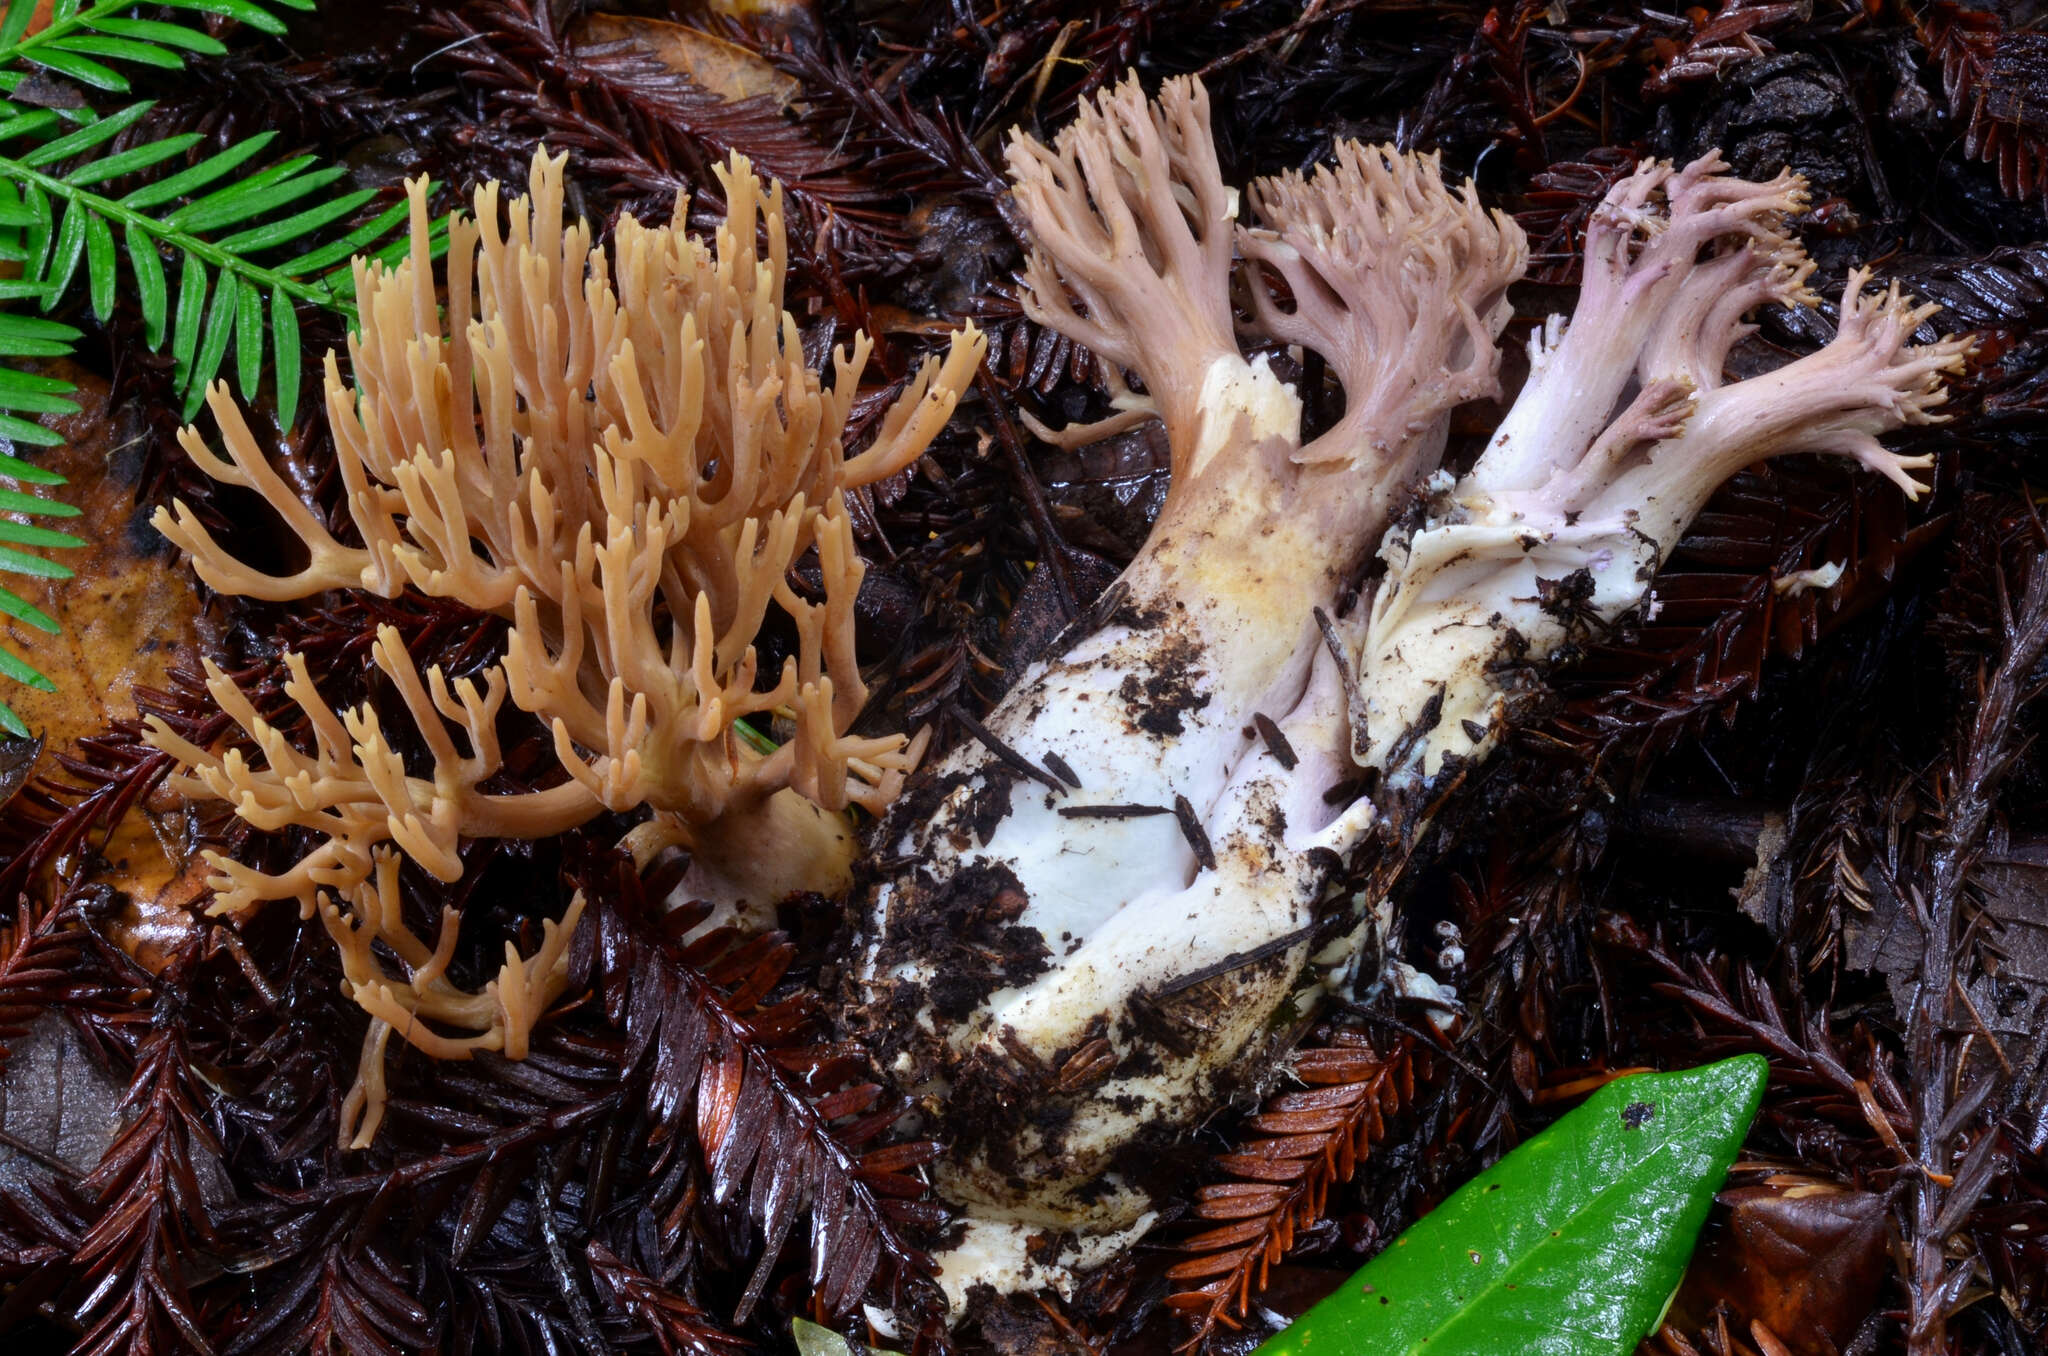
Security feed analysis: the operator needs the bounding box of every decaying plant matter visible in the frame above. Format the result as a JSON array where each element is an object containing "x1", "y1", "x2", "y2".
[
  {"x1": 1163, "y1": 1025, "x2": 1418, "y2": 1345},
  {"x1": 146, "y1": 147, "x2": 984, "y2": 1142},
  {"x1": 11, "y1": 2, "x2": 2048, "y2": 1353},
  {"x1": 849, "y1": 71, "x2": 1967, "y2": 1309}
]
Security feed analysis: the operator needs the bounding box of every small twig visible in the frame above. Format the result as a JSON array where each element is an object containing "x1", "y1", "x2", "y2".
[
  {"x1": 1331, "y1": 1002, "x2": 1493, "y2": 1084},
  {"x1": 951, "y1": 704, "x2": 1067, "y2": 794},
  {"x1": 976, "y1": 367, "x2": 1077, "y2": 619},
  {"x1": 533, "y1": 1146, "x2": 607, "y2": 1355},
  {"x1": 1154, "y1": 924, "x2": 1319, "y2": 998},
  {"x1": 1312, "y1": 606, "x2": 1368, "y2": 756},
  {"x1": 0, "y1": 1125, "x2": 80, "y2": 1179},
  {"x1": 1194, "y1": 0, "x2": 1374, "y2": 76},
  {"x1": 1058, "y1": 802, "x2": 1171, "y2": 819}
]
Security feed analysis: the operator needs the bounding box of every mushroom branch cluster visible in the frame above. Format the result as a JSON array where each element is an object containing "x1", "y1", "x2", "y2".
[
  {"x1": 847, "y1": 73, "x2": 1968, "y2": 1307},
  {"x1": 146, "y1": 148, "x2": 985, "y2": 1145}
]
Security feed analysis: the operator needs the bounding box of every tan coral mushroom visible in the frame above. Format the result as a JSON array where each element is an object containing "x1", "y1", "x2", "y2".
[
  {"x1": 142, "y1": 626, "x2": 596, "y2": 1144},
  {"x1": 146, "y1": 148, "x2": 984, "y2": 1140},
  {"x1": 151, "y1": 146, "x2": 984, "y2": 917}
]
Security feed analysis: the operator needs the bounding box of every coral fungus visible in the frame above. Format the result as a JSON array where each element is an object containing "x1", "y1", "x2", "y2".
[
  {"x1": 853, "y1": 73, "x2": 1526, "y2": 1299},
  {"x1": 848, "y1": 74, "x2": 1966, "y2": 1307},
  {"x1": 148, "y1": 148, "x2": 984, "y2": 1142}
]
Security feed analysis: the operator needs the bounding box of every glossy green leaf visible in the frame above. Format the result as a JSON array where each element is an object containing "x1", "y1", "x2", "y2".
[
  {"x1": 48, "y1": 34, "x2": 186, "y2": 72},
  {"x1": 83, "y1": 17, "x2": 228, "y2": 57},
  {"x1": 0, "y1": 411, "x2": 59, "y2": 445},
  {"x1": 0, "y1": 584, "x2": 59, "y2": 634},
  {"x1": 186, "y1": 272, "x2": 238, "y2": 414},
  {"x1": 0, "y1": 486, "x2": 79, "y2": 516},
  {"x1": 37, "y1": 194, "x2": 85, "y2": 305},
  {"x1": 275, "y1": 195, "x2": 409, "y2": 275},
  {"x1": 119, "y1": 132, "x2": 274, "y2": 210},
  {"x1": 0, "y1": 641, "x2": 56, "y2": 689},
  {"x1": 1255, "y1": 1055, "x2": 1769, "y2": 1356},
  {"x1": 24, "y1": 47, "x2": 125, "y2": 93},
  {"x1": 62, "y1": 130, "x2": 203, "y2": 187},
  {"x1": 0, "y1": 178, "x2": 35, "y2": 226},
  {"x1": 792, "y1": 1318, "x2": 899, "y2": 1356},
  {"x1": 0, "y1": 312, "x2": 80, "y2": 355},
  {"x1": 15, "y1": 182, "x2": 48, "y2": 279},
  {"x1": 0, "y1": 108, "x2": 63, "y2": 145},
  {"x1": 166, "y1": 158, "x2": 342, "y2": 234},
  {"x1": 213, "y1": 185, "x2": 376, "y2": 255},
  {"x1": 0, "y1": 0, "x2": 38, "y2": 52},
  {"x1": 170, "y1": 248, "x2": 206, "y2": 391},
  {"x1": 0, "y1": 520, "x2": 82, "y2": 550},
  {"x1": 156, "y1": 151, "x2": 315, "y2": 221},
  {"x1": 0, "y1": 366, "x2": 78, "y2": 415},
  {"x1": 18, "y1": 98, "x2": 149, "y2": 165},
  {"x1": 0, "y1": 541, "x2": 72, "y2": 578},
  {"x1": 156, "y1": 0, "x2": 292, "y2": 35},
  {"x1": 0, "y1": 449, "x2": 67, "y2": 484}
]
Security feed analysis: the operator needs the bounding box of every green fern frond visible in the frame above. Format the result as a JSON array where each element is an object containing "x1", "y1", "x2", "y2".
[
  {"x1": 0, "y1": 0, "x2": 402, "y2": 735},
  {"x1": 0, "y1": 0, "x2": 313, "y2": 97},
  {"x1": 0, "y1": 103, "x2": 426, "y2": 426}
]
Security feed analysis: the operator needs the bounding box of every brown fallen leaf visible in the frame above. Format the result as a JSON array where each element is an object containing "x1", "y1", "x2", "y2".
[
  {"x1": 3, "y1": 359, "x2": 198, "y2": 745},
  {"x1": 1659, "y1": 1178, "x2": 1891, "y2": 1356},
  {"x1": 0, "y1": 735, "x2": 38, "y2": 814},
  {"x1": 3, "y1": 357, "x2": 205, "y2": 969},
  {"x1": 573, "y1": 12, "x2": 802, "y2": 107},
  {"x1": 0, "y1": 1011, "x2": 123, "y2": 1177}
]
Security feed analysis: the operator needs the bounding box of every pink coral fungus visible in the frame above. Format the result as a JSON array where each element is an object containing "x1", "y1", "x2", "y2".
[{"x1": 849, "y1": 76, "x2": 1966, "y2": 1307}]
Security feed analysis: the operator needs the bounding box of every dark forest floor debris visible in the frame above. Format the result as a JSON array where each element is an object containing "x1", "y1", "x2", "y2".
[{"x1": 0, "y1": 1, "x2": 2045, "y2": 1353}]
